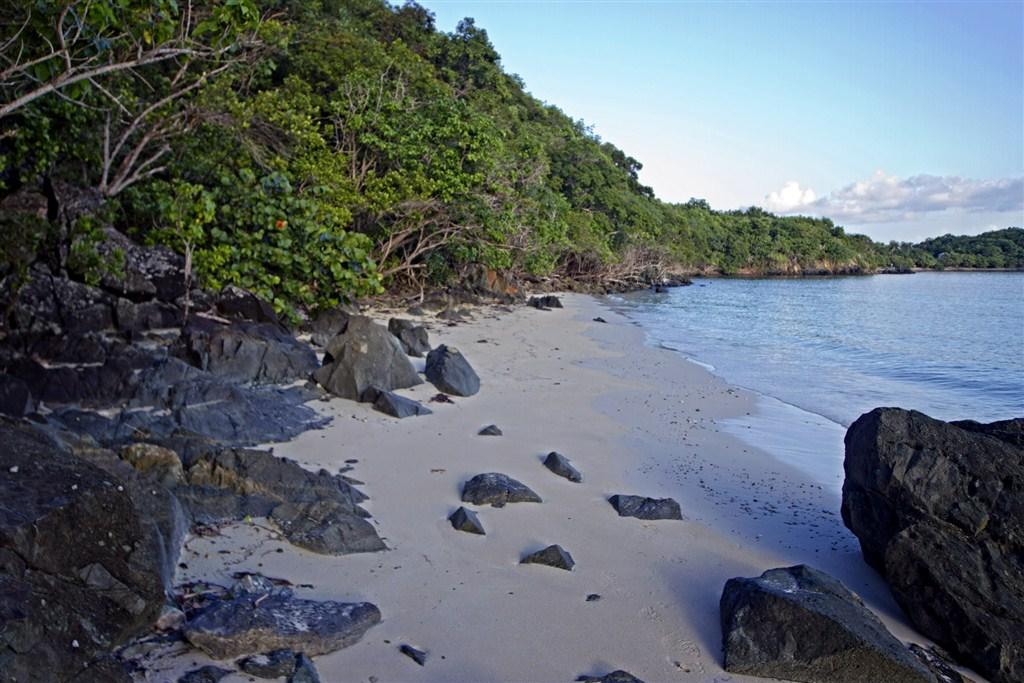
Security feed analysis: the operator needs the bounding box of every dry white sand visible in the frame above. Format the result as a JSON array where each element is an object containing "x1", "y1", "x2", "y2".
[{"x1": 140, "y1": 293, "x2": 961, "y2": 683}]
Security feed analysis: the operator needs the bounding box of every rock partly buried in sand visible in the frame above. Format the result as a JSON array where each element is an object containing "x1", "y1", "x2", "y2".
[
  {"x1": 400, "y1": 644, "x2": 428, "y2": 666},
  {"x1": 369, "y1": 389, "x2": 433, "y2": 419},
  {"x1": 290, "y1": 653, "x2": 321, "y2": 683},
  {"x1": 425, "y1": 345, "x2": 480, "y2": 396},
  {"x1": 461, "y1": 473, "x2": 542, "y2": 507},
  {"x1": 388, "y1": 318, "x2": 431, "y2": 357},
  {"x1": 543, "y1": 451, "x2": 582, "y2": 482},
  {"x1": 720, "y1": 564, "x2": 936, "y2": 683},
  {"x1": 593, "y1": 316, "x2": 607, "y2": 323},
  {"x1": 178, "y1": 666, "x2": 233, "y2": 683},
  {"x1": 315, "y1": 316, "x2": 423, "y2": 401},
  {"x1": 237, "y1": 649, "x2": 298, "y2": 678},
  {"x1": 478, "y1": 424, "x2": 503, "y2": 436},
  {"x1": 449, "y1": 506, "x2": 485, "y2": 535},
  {"x1": 608, "y1": 494, "x2": 682, "y2": 520},
  {"x1": 184, "y1": 592, "x2": 381, "y2": 660},
  {"x1": 841, "y1": 408, "x2": 1024, "y2": 683},
  {"x1": 521, "y1": 544, "x2": 575, "y2": 571},
  {"x1": 576, "y1": 671, "x2": 645, "y2": 683},
  {"x1": 528, "y1": 295, "x2": 563, "y2": 309},
  {"x1": 0, "y1": 420, "x2": 167, "y2": 683}
]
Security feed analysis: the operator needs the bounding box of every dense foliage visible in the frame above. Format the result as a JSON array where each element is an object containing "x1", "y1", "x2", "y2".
[
  {"x1": 1, "y1": 0, "x2": 1019, "y2": 317},
  {"x1": 885, "y1": 228, "x2": 1024, "y2": 270}
]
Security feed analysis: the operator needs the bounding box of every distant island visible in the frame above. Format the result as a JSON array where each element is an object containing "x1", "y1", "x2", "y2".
[{"x1": 0, "y1": 0, "x2": 1020, "y2": 321}]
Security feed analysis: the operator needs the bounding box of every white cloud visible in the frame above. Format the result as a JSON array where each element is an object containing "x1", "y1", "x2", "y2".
[
  {"x1": 765, "y1": 171, "x2": 1024, "y2": 223},
  {"x1": 764, "y1": 181, "x2": 817, "y2": 212}
]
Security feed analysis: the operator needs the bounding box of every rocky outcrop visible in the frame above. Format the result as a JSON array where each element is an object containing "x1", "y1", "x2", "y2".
[
  {"x1": 720, "y1": 565, "x2": 936, "y2": 683},
  {"x1": 388, "y1": 318, "x2": 431, "y2": 357},
  {"x1": 0, "y1": 420, "x2": 167, "y2": 682},
  {"x1": 184, "y1": 590, "x2": 381, "y2": 659},
  {"x1": 314, "y1": 316, "x2": 423, "y2": 400},
  {"x1": 521, "y1": 544, "x2": 575, "y2": 571},
  {"x1": 842, "y1": 408, "x2": 1023, "y2": 683},
  {"x1": 528, "y1": 295, "x2": 563, "y2": 310},
  {"x1": 543, "y1": 451, "x2": 581, "y2": 482},
  {"x1": 608, "y1": 494, "x2": 682, "y2": 520},
  {"x1": 461, "y1": 473, "x2": 542, "y2": 507},
  {"x1": 425, "y1": 345, "x2": 480, "y2": 396},
  {"x1": 214, "y1": 285, "x2": 284, "y2": 329},
  {"x1": 97, "y1": 227, "x2": 186, "y2": 303}
]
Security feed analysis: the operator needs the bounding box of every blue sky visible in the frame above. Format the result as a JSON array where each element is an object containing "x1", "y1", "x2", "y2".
[{"x1": 428, "y1": 1, "x2": 1024, "y2": 241}]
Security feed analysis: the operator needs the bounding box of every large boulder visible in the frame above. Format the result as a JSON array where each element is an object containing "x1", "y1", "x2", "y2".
[
  {"x1": 841, "y1": 408, "x2": 1024, "y2": 683},
  {"x1": 0, "y1": 420, "x2": 167, "y2": 682},
  {"x1": 97, "y1": 227, "x2": 186, "y2": 303},
  {"x1": 424, "y1": 345, "x2": 480, "y2": 397},
  {"x1": 314, "y1": 316, "x2": 423, "y2": 401},
  {"x1": 720, "y1": 565, "x2": 936, "y2": 683},
  {"x1": 461, "y1": 473, "x2": 542, "y2": 507},
  {"x1": 388, "y1": 318, "x2": 431, "y2": 357},
  {"x1": 608, "y1": 494, "x2": 682, "y2": 520}
]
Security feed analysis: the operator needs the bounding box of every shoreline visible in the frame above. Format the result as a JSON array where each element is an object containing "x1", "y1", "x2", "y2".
[{"x1": 141, "y1": 294, "x2": 968, "y2": 682}]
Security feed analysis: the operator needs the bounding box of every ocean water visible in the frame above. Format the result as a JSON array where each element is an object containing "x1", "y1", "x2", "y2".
[{"x1": 609, "y1": 272, "x2": 1024, "y2": 478}]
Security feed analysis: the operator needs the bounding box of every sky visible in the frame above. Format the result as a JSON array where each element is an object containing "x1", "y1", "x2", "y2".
[{"x1": 427, "y1": 1, "x2": 1024, "y2": 242}]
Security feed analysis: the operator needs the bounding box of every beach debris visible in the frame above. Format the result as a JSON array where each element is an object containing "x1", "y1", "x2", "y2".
[
  {"x1": 314, "y1": 316, "x2": 423, "y2": 401},
  {"x1": 521, "y1": 544, "x2": 575, "y2": 571},
  {"x1": 842, "y1": 408, "x2": 1024, "y2": 683},
  {"x1": 576, "y1": 670, "x2": 645, "y2": 683},
  {"x1": 237, "y1": 649, "x2": 298, "y2": 678},
  {"x1": 586, "y1": 594, "x2": 602, "y2": 602},
  {"x1": 721, "y1": 564, "x2": 936, "y2": 683},
  {"x1": 593, "y1": 316, "x2": 607, "y2": 323},
  {"x1": 429, "y1": 393, "x2": 455, "y2": 403},
  {"x1": 543, "y1": 451, "x2": 582, "y2": 482},
  {"x1": 528, "y1": 295, "x2": 563, "y2": 310},
  {"x1": 290, "y1": 653, "x2": 321, "y2": 683},
  {"x1": 388, "y1": 318, "x2": 431, "y2": 357},
  {"x1": 183, "y1": 592, "x2": 381, "y2": 659},
  {"x1": 461, "y1": 473, "x2": 542, "y2": 507},
  {"x1": 608, "y1": 494, "x2": 682, "y2": 520},
  {"x1": 425, "y1": 345, "x2": 480, "y2": 396},
  {"x1": 178, "y1": 665, "x2": 233, "y2": 683},
  {"x1": 368, "y1": 389, "x2": 432, "y2": 418},
  {"x1": 400, "y1": 644, "x2": 428, "y2": 666},
  {"x1": 479, "y1": 424, "x2": 503, "y2": 436},
  {"x1": 448, "y1": 506, "x2": 486, "y2": 535}
]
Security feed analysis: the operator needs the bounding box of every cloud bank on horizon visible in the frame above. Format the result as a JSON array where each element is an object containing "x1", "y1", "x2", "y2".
[{"x1": 765, "y1": 172, "x2": 1024, "y2": 225}]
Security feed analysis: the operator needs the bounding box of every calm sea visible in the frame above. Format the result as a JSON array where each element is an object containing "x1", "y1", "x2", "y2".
[{"x1": 610, "y1": 272, "x2": 1023, "y2": 469}]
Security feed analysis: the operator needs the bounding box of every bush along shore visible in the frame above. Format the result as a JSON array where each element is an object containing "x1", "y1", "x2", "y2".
[{"x1": 0, "y1": 225, "x2": 1019, "y2": 682}]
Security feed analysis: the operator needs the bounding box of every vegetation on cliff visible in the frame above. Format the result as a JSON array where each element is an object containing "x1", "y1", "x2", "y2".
[{"x1": 1, "y1": 0, "x2": 1018, "y2": 317}]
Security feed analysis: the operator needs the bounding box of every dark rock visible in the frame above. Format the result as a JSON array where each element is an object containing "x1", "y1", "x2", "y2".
[
  {"x1": 586, "y1": 593, "x2": 601, "y2": 602},
  {"x1": 950, "y1": 417, "x2": 1024, "y2": 448},
  {"x1": 289, "y1": 653, "x2": 320, "y2": 683},
  {"x1": 97, "y1": 227, "x2": 186, "y2": 302},
  {"x1": 543, "y1": 451, "x2": 581, "y2": 482},
  {"x1": 175, "y1": 317, "x2": 317, "y2": 385},
  {"x1": 461, "y1": 473, "x2": 542, "y2": 507},
  {"x1": 314, "y1": 316, "x2": 423, "y2": 400},
  {"x1": 0, "y1": 420, "x2": 167, "y2": 683},
  {"x1": 576, "y1": 671, "x2": 645, "y2": 683},
  {"x1": 215, "y1": 285, "x2": 283, "y2": 329},
  {"x1": 528, "y1": 295, "x2": 562, "y2": 310},
  {"x1": 521, "y1": 544, "x2": 575, "y2": 571},
  {"x1": 237, "y1": 649, "x2": 298, "y2": 678},
  {"x1": 388, "y1": 318, "x2": 431, "y2": 357},
  {"x1": 436, "y1": 307, "x2": 465, "y2": 322},
  {"x1": 0, "y1": 374, "x2": 35, "y2": 416},
  {"x1": 424, "y1": 345, "x2": 480, "y2": 397},
  {"x1": 842, "y1": 408, "x2": 1024, "y2": 683},
  {"x1": 178, "y1": 665, "x2": 233, "y2": 683},
  {"x1": 908, "y1": 644, "x2": 974, "y2": 683},
  {"x1": 448, "y1": 506, "x2": 485, "y2": 535},
  {"x1": 309, "y1": 308, "x2": 351, "y2": 348},
  {"x1": 608, "y1": 494, "x2": 682, "y2": 520},
  {"x1": 720, "y1": 565, "x2": 936, "y2": 683},
  {"x1": 178, "y1": 448, "x2": 384, "y2": 555},
  {"x1": 183, "y1": 592, "x2": 381, "y2": 659},
  {"x1": 593, "y1": 316, "x2": 607, "y2": 323},
  {"x1": 478, "y1": 424, "x2": 503, "y2": 436},
  {"x1": 372, "y1": 391, "x2": 432, "y2": 419},
  {"x1": 406, "y1": 306, "x2": 426, "y2": 316},
  {"x1": 114, "y1": 298, "x2": 183, "y2": 334},
  {"x1": 400, "y1": 644, "x2": 428, "y2": 666}
]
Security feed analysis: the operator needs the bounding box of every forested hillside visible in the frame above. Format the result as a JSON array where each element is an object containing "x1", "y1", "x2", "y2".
[
  {"x1": 0, "y1": 0, "x2": 1017, "y2": 317},
  {"x1": 885, "y1": 228, "x2": 1024, "y2": 270}
]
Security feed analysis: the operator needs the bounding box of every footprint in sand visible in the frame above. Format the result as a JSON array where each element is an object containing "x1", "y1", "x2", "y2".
[{"x1": 662, "y1": 637, "x2": 706, "y2": 675}]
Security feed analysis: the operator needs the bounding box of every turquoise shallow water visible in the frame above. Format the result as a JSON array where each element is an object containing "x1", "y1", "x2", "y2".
[{"x1": 610, "y1": 272, "x2": 1024, "y2": 428}]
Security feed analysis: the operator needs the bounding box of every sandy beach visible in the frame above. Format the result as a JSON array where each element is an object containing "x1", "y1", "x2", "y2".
[{"x1": 141, "y1": 293, "x2": 949, "y2": 683}]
